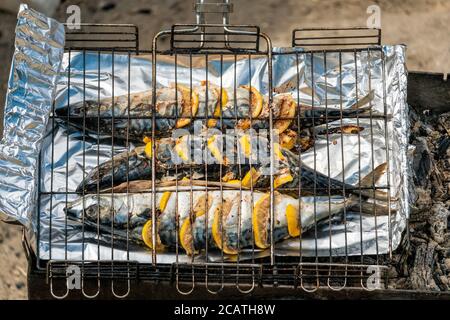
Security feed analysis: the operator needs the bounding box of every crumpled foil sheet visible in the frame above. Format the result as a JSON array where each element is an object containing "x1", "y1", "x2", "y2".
[
  {"x1": 0, "y1": 8, "x2": 409, "y2": 263},
  {"x1": 0, "y1": 5, "x2": 64, "y2": 227}
]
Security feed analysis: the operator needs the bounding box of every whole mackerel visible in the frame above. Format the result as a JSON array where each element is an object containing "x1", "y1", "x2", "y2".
[
  {"x1": 66, "y1": 182, "x2": 390, "y2": 256},
  {"x1": 57, "y1": 83, "x2": 373, "y2": 141}
]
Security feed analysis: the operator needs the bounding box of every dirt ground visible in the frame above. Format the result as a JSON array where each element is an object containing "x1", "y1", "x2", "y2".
[{"x1": 0, "y1": 0, "x2": 449, "y2": 300}]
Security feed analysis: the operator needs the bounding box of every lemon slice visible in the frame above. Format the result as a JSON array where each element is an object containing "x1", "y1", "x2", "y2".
[
  {"x1": 253, "y1": 193, "x2": 270, "y2": 249},
  {"x1": 241, "y1": 167, "x2": 261, "y2": 188},
  {"x1": 280, "y1": 130, "x2": 297, "y2": 150},
  {"x1": 274, "y1": 172, "x2": 294, "y2": 189},
  {"x1": 179, "y1": 218, "x2": 195, "y2": 255},
  {"x1": 211, "y1": 205, "x2": 222, "y2": 250},
  {"x1": 144, "y1": 139, "x2": 152, "y2": 158},
  {"x1": 212, "y1": 200, "x2": 237, "y2": 255},
  {"x1": 175, "y1": 84, "x2": 199, "y2": 128},
  {"x1": 141, "y1": 220, "x2": 163, "y2": 250},
  {"x1": 179, "y1": 195, "x2": 210, "y2": 255},
  {"x1": 159, "y1": 191, "x2": 172, "y2": 212},
  {"x1": 192, "y1": 194, "x2": 209, "y2": 218},
  {"x1": 236, "y1": 85, "x2": 264, "y2": 130},
  {"x1": 207, "y1": 135, "x2": 227, "y2": 164},
  {"x1": 143, "y1": 136, "x2": 152, "y2": 144},
  {"x1": 286, "y1": 204, "x2": 301, "y2": 237},
  {"x1": 174, "y1": 136, "x2": 190, "y2": 162},
  {"x1": 239, "y1": 134, "x2": 252, "y2": 159},
  {"x1": 207, "y1": 87, "x2": 228, "y2": 128},
  {"x1": 240, "y1": 85, "x2": 263, "y2": 118},
  {"x1": 274, "y1": 96, "x2": 296, "y2": 134},
  {"x1": 273, "y1": 142, "x2": 286, "y2": 161}
]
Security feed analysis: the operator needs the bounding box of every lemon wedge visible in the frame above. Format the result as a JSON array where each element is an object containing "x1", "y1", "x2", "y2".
[
  {"x1": 253, "y1": 193, "x2": 270, "y2": 249},
  {"x1": 286, "y1": 204, "x2": 301, "y2": 237}
]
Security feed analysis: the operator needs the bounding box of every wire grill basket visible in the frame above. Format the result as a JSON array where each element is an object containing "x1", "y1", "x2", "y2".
[{"x1": 29, "y1": 1, "x2": 397, "y2": 299}]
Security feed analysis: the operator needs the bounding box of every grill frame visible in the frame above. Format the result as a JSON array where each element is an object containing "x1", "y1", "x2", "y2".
[{"x1": 27, "y1": 21, "x2": 402, "y2": 299}]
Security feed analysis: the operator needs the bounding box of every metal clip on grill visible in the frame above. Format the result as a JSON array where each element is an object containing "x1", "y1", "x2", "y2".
[{"x1": 27, "y1": 0, "x2": 396, "y2": 299}]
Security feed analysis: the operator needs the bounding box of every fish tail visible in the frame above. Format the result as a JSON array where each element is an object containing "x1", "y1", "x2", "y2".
[
  {"x1": 340, "y1": 163, "x2": 392, "y2": 215},
  {"x1": 356, "y1": 163, "x2": 389, "y2": 201},
  {"x1": 348, "y1": 198, "x2": 391, "y2": 216},
  {"x1": 305, "y1": 162, "x2": 388, "y2": 201}
]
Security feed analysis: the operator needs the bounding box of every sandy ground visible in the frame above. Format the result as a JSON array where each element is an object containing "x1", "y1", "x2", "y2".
[{"x1": 0, "y1": 0, "x2": 449, "y2": 299}]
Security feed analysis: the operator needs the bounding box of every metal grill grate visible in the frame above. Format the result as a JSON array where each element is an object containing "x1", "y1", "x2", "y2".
[
  {"x1": 65, "y1": 24, "x2": 139, "y2": 52},
  {"x1": 292, "y1": 27, "x2": 381, "y2": 49},
  {"x1": 30, "y1": 2, "x2": 397, "y2": 299}
]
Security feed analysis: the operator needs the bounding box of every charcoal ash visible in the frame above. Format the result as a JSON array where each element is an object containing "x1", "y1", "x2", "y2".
[{"x1": 387, "y1": 108, "x2": 450, "y2": 291}]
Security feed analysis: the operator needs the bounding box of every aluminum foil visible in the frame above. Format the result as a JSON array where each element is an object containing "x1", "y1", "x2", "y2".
[
  {"x1": 0, "y1": 5, "x2": 64, "y2": 227},
  {"x1": 0, "y1": 8, "x2": 410, "y2": 263}
]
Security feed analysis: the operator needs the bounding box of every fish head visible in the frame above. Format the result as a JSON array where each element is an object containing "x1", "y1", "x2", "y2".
[{"x1": 65, "y1": 195, "x2": 114, "y2": 225}]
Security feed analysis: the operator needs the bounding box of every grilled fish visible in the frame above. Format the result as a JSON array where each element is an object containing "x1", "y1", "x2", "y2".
[
  {"x1": 56, "y1": 84, "x2": 266, "y2": 141},
  {"x1": 76, "y1": 132, "x2": 387, "y2": 203},
  {"x1": 65, "y1": 181, "x2": 387, "y2": 255},
  {"x1": 66, "y1": 180, "x2": 390, "y2": 255},
  {"x1": 56, "y1": 83, "x2": 372, "y2": 141}
]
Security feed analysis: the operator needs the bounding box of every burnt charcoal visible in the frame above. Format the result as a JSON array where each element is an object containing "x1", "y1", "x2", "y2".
[
  {"x1": 444, "y1": 258, "x2": 450, "y2": 271},
  {"x1": 412, "y1": 187, "x2": 432, "y2": 210},
  {"x1": 408, "y1": 241, "x2": 440, "y2": 291},
  {"x1": 412, "y1": 137, "x2": 432, "y2": 187},
  {"x1": 437, "y1": 136, "x2": 450, "y2": 159},
  {"x1": 428, "y1": 203, "x2": 450, "y2": 244},
  {"x1": 391, "y1": 108, "x2": 450, "y2": 291},
  {"x1": 438, "y1": 276, "x2": 449, "y2": 290}
]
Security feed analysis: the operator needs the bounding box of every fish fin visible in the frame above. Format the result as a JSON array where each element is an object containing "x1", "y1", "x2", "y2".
[
  {"x1": 346, "y1": 163, "x2": 392, "y2": 215},
  {"x1": 109, "y1": 180, "x2": 153, "y2": 193},
  {"x1": 356, "y1": 163, "x2": 391, "y2": 201},
  {"x1": 349, "y1": 200, "x2": 392, "y2": 216},
  {"x1": 359, "y1": 163, "x2": 387, "y2": 188}
]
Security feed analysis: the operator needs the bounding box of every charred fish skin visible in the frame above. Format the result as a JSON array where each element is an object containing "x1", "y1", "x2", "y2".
[
  {"x1": 56, "y1": 88, "x2": 186, "y2": 141},
  {"x1": 296, "y1": 106, "x2": 370, "y2": 129},
  {"x1": 76, "y1": 146, "x2": 150, "y2": 193}
]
